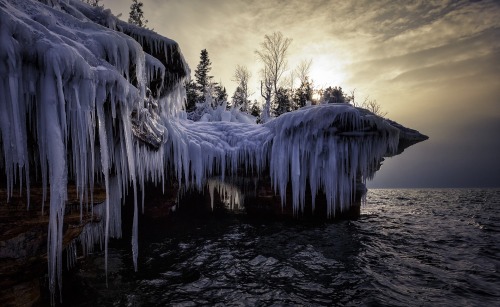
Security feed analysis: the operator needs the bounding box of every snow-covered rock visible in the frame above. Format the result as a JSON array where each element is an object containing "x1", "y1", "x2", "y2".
[{"x1": 0, "y1": 0, "x2": 427, "y2": 302}]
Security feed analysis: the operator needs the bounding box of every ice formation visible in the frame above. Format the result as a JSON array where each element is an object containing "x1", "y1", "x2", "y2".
[
  {"x1": 0, "y1": 0, "x2": 421, "y2": 301},
  {"x1": 0, "y1": 0, "x2": 187, "y2": 299},
  {"x1": 208, "y1": 179, "x2": 245, "y2": 211}
]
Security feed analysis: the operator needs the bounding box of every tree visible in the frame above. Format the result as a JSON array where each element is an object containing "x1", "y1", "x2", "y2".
[
  {"x1": 349, "y1": 89, "x2": 357, "y2": 106},
  {"x1": 274, "y1": 87, "x2": 293, "y2": 116},
  {"x1": 260, "y1": 69, "x2": 273, "y2": 123},
  {"x1": 293, "y1": 78, "x2": 313, "y2": 109},
  {"x1": 185, "y1": 49, "x2": 226, "y2": 114},
  {"x1": 194, "y1": 49, "x2": 213, "y2": 95},
  {"x1": 255, "y1": 32, "x2": 292, "y2": 102},
  {"x1": 250, "y1": 100, "x2": 261, "y2": 118},
  {"x1": 321, "y1": 86, "x2": 349, "y2": 104},
  {"x1": 83, "y1": 0, "x2": 101, "y2": 7},
  {"x1": 213, "y1": 83, "x2": 227, "y2": 107},
  {"x1": 292, "y1": 59, "x2": 313, "y2": 109},
  {"x1": 295, "y1": 59, "x2": 312, "y2": 86},
  {"x1": 361, "y1": 97, "x2": 387, "y2": 117},
  {"x1": 185, "y1": 49, "x2": 214, "y2": 112},
  {"x1": 231, "y1": 65, "x2": 252, "y2": 112},
  {"x1": 128, "y1": 0, "x2": 148, "y2": 28},
  {"x1": 184, "y1": 80, "x2": 199, "y2": 112}
]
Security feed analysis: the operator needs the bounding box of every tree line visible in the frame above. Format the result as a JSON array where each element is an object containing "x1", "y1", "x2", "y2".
[
  {"x1": 185, "y1": 31, "x2": 386, "y2": 122},
  {"x1": 185, "y1": 37, "x2": 315, "y2": 122}
]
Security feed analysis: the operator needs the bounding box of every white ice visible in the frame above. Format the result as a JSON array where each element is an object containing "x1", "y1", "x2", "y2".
[{"x1": 0, "y1": 0, "x2": 400, "y2": 301}]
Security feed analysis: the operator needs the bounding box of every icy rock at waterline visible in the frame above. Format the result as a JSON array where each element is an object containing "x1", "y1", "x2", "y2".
[
  {"x1": 0, "y1": 0, "x2": 427, "y2": 301},
  {"x1": 0, "y1": 0, "x2": 188, "y2": 299}
]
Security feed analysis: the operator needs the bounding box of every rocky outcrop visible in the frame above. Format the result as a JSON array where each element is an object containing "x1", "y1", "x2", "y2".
[
  {"x1": 0, "y1": 186, "x2": 106, "y2": 306},
  {"x1": 0, "y1": 0, "x2": 428, "y2": 305},
  {"x1": 199, "y1": 119, "x2": 427, "y2": 220}
]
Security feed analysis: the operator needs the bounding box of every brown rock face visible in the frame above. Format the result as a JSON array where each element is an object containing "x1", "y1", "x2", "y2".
[{"x1": 0, "y1": 186, "x2": 106, "y2": 306}]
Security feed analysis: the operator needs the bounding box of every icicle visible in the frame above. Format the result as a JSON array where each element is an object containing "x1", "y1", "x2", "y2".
[
  {"x1": 132, "y1": 182, "x2": 139, "y2": 271},
  {"x1": 96, "y1": 100, "x2": 110, "y2": 286},
  {"x1": 41, "y1": 72, "x2": 68, "y2": 303},
  {"x1": 207, "y1": 179, "x2": 244, "y2": 211}
]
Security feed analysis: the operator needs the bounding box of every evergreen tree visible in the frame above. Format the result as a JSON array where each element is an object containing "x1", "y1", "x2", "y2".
[
  {"x1": 184, "y1": 80, "x2": 199, "y2": 112},
  {"x1": 274, "y1": 87, "x2": 293, "y2": 116},
  {"x1": 232, "y1": 86, "x2": 245, "y2": 110},
  {"x1": 213, "y1": 83, "x2": 227, "y2": 107},
  {"x1": 321, "y1": 86, "x2": 349, "y2": 104},
  {"x1": 250, "y1": 100, "x2": 262, "y2": 123},
  {"x1": 185, "y1": 49, "x2": 228, "y2": 116},
  {"x1": 195, "y1": 49, "x2": 213, "y2": 95},
  {"x1": 185, "y1": 49, "x2": 220, "y2": 114},
  {"x1": 128, "y1": 0, "x2": 148, "y2": 28},
  {"x1": 293, "y1": 78, "x2": 313, "y2": 109},
  {"x1": 250, "y1": 100, "x2": 261, "y2": 117}
]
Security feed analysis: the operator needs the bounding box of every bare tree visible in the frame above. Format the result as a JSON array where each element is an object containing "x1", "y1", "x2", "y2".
[
  {"x1": 349, "y1": 88, "x2": 357, "y2": 106},
  {"x1": 255, "y1": 32, "x2": 292, "y2": 97},
  {"x1": 295, "y1": 59, "x2": 312, "y2": 85},
  {"x1": 233, "y1": 65, "x2": 251, "y2": 90},
  {"x1": 284, "y1": 70, "x2": 296, "y2": 91},
  {"x1": 260, "y1": 68, "x2": 273, "y2": 123},
  {"x1": 232, "y1": 65, "x2": 252, "y2": 112},
  {"x1": 361, "y1": 97, "x2": 387, "y2": 117}
]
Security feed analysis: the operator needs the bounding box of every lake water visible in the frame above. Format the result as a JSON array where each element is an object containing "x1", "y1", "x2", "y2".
[{"x1": 60, "y1": 189, "x2": 500, "y2": 306}]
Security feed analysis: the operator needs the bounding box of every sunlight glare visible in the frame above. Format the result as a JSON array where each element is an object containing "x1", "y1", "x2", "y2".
[{"x1": 309, "y1": 56, "x2": 348, "y2": 90}]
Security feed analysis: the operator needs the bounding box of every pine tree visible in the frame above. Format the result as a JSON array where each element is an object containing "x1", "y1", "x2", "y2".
[
  {"x1": 184, "y1": 80, "x2": 199, "y2": 112},
  {"x1": 213, "y1": 84, "x2": 227, "y2": 107},
  {"x1": 321, "y1": 86, "x2": 348, "y2": 104},
  {"x1": 128, "y1": 0, "x2": 148, "y2": 28},
  {"x1": 185, "y1": 49, "x2": 218, "y2": 114},
  {"x1": 194, "y1": 49, "x2": 213, "y2": 95},
  {"x1": 250, "y1": 101, "x2": 261, "y2": 118},
  {"x1": 274, "y1": 87, "x2": 292, "y2": 116},
  {"x1": 232, "y1": 86, "x2": 246, "y2": 111},
  {"x1": 293, "y1": 78, "x2": 313, "y2": 109}
]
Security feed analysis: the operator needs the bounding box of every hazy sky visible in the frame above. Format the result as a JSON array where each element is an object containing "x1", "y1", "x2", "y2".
[{"x1": 102, "y1": 0, "x2": 500, "y2": 188}]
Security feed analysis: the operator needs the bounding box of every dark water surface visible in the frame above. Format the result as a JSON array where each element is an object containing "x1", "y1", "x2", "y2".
[{"x1": 62, "y1": 189, "x2": 500, "y2": 306}]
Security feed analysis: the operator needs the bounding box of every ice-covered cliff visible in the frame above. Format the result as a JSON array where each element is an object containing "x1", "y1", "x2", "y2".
[
  {"x1": 0, "y1": 0, "x2": 427, "y2": 302},
  {"x1": 0, "y1": 0, "x2": 190, "y2": 299}
]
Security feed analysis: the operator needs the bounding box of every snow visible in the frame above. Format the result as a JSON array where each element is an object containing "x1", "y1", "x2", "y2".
[{"x1": 0, "y1": 0, "x2": 402, "y2": 301}]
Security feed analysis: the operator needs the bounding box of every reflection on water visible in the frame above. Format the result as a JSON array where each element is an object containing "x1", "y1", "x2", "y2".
[{"x1": 61, "y1": 189, "x2": 500, "y2": 306}]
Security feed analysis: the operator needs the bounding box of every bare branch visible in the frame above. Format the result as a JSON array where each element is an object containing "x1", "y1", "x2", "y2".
[
  {"x1": 361, "y1": 97, "x2": 387, "y2": 117},
  {"x1": 255, "y1": 32, "x2": 292, "y2": 96},
  {"x1": 232, "y1": 65, "x2": 252, "y2": 111},
  {"x1": 295, "y1": 59, "x2": 312, "y2": 85},
  {"x1": 233, "y1": 65, "x2": 251, "y2": 94}
]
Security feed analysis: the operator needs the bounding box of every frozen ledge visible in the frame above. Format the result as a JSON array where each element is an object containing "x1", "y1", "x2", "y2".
[{"x1": 0, "y1": 0, "x2": 427, "y2": 303}]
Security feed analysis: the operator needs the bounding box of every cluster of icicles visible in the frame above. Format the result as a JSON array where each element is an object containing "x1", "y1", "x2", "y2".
[{"x1": 0, "y1": 0, "x2": 400, "y2": 302}]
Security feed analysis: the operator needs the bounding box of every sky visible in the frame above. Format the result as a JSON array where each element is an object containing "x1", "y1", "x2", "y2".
[{"x1": 101, "y1": 0, "x2": 500, "y2": 188}]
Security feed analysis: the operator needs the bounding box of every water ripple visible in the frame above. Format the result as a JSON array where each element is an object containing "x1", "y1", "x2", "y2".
[{"x1": 64, "y1": 189, "x2": 500, "y2": 306}]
